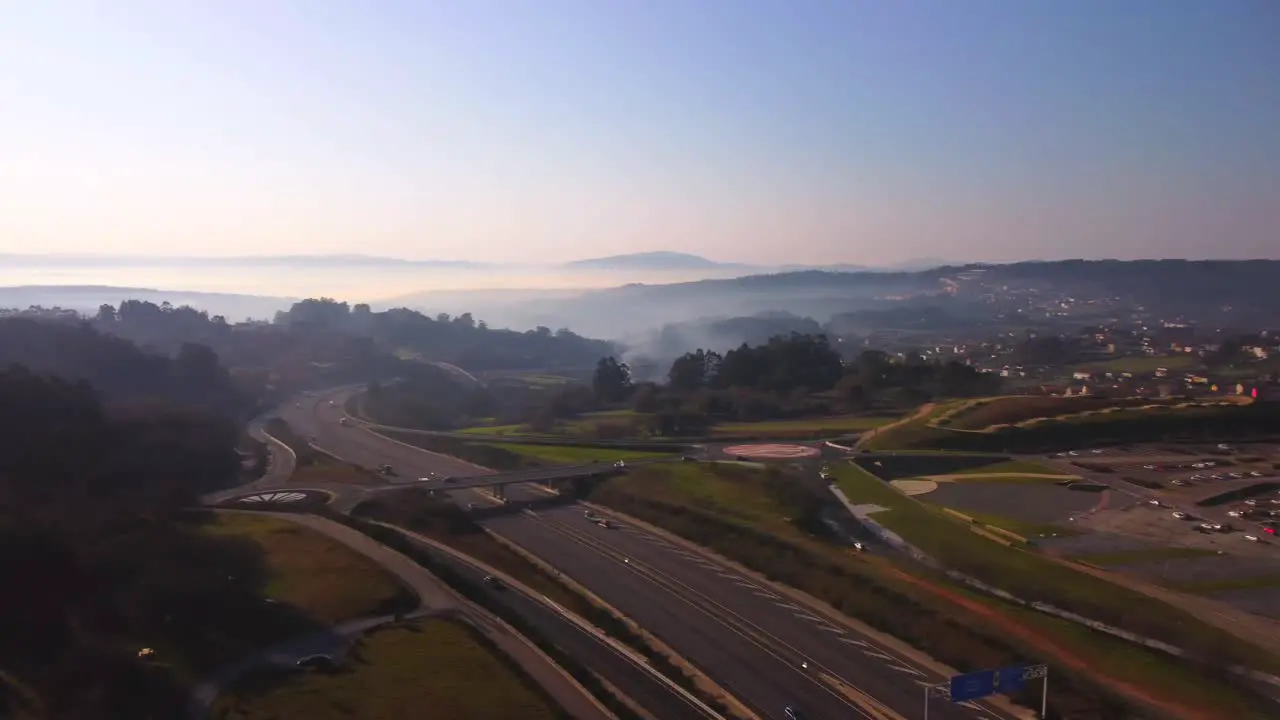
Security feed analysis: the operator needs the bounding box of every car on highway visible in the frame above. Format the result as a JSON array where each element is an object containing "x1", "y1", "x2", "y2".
[
  {"x1": 340, "y1": 417, "x2": 351, "y2": 426},
  {"x1": 1172, "y1": 511, "x2": 1187, "y2": 519},
  {"x1": 614, "y1": 460, "x2": 626, "y2": 468},
  {"x1": 378, "y1": 463, "x2": 393, "y2": 475},
  {"x1": 784, "y1": 706, "x2": 807, "y2": 720},
  {"x1": 1250, "y1": 471, "x2": 1264, "y2": 477},
  {"x1": 1143, "y1": 464, "x2": 1158, "y2": 470},
  {"x1": 852, "y1": 542, "x2": 865, "y2": 552},
  {"x1": 1228, "y1": 511, "x2": 1243, "y2": 518},
  {"x1": 1245, "y1": 499, "x2": 1258, "y2": 506},
  {"x1": 596, "y1": 518, "x2": 614, "y2": 529},
  {"x1": 1148, "y1": 499, "x2": 1161, "y2": 506},
  {"x1": 483, "y1": 575, "x2": 505, "y2": 590}
]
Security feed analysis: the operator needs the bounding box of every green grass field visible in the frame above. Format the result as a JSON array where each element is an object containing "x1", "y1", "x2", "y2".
[
  {"x1": 948, "y1": 509, "x2": 1084, "y2": 539},
  {"x1": 211, "y1": 618, "x2": 566, "y2": 720},
  {"x1": 711, "y1": 415, "x2": 898, "y2": 437},
  {"x1": 1076, "y1": 354, "x2": 1198, "y2": 374},
  {"x1": 1073, "y1": 547, "x2": 1220, "y2": 567},
  {"x1": 203, "y1": 513, "x2": 413, "y2": 625},
  {"x1": 481, "y1": 442, "x2": 672, "y2": 465}
]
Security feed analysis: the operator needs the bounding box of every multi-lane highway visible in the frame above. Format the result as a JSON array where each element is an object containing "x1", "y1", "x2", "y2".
[{"x1": 279, "y1": 388, "x2": 1015, "y2": 720}]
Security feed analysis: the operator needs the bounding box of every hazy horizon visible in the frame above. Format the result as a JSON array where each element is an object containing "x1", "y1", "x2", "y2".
[{"x1": 3, "y1": 2, "x2": 1277, "y2": 267}]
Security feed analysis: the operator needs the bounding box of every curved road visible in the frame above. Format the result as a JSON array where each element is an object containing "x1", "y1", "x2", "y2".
[{"x1": 276, "y1": 388, "x2": 1017, "y2": 720}]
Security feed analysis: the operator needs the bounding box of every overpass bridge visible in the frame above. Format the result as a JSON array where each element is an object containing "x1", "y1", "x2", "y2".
[{"x1": 386, "y1": 457, "x2": 673, "y2": 499}]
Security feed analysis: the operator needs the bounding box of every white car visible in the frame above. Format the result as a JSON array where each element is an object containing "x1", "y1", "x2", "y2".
[
  {"x1": 1192, "y1": 463, "x2": 1206, "y2": 469},
  {"x1": 1172, "y1": 511, "x2": 1187, "y2": 519},
  {"x1": 1229, "y1": 472, "x2": 1243, "y2": 479},
  {"x1": 1143, "y1": 464, "x2": 1157, "y2": 470},
  {"x1": 1228, "y1": 511, "x2": 1243, "y2": 518},
  {"x1": 1171, "y1": 479, "x2": 1184, "y2": 485},
  {"x1": 614, "y1": 460, "x2": 626, "y2": 468},
  {"x1": 1250, "y1": 471, "x2": 1264, "y2": 477},
  {"x1": 1218, "y1": 444, "x2": 1232, "y2": 451},
  {"x1": 1068, "y1": 451, "x2": 1080, "y2": 456},
  {"x1": 852, "y1": 542, "x2": 865, "y2": 551},
  {"x1": 1148, "y1": 499, "x2": 1161, "y2": 506},
  {"x1": 1244, "y1": 535, "x2": 1259, "y2": 542},
  {"x1": 1245, "y1": 499, "x2": 1258, "y2": 506}
]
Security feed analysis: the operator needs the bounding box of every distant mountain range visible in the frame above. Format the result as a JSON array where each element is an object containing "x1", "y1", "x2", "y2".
[
  {"x1": 0, "y1": 251, "x2": 954, "y2": 274},
  {"x1": 557, "y1": 251, "x2": 954, "y2": 273}
]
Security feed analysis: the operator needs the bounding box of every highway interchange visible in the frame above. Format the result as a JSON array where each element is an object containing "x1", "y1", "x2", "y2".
[{"x1": 259, "y1": 388, "x2": 1018, "y2": 720}]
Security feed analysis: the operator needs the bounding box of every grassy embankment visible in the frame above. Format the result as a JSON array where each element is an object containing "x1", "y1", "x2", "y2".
[
  {"x1": 585, "y1": 461, "x2": 1278, "y2": 719},
  {"x1": 862, "y1": 397, "x2": 1280, "y2": 453},
  {"x1": 138, "y1": 512, "x2": 416, "y2": 681},
  {"x1": 377, "y1": 428, "x2": 676, "y2": 470},
  {"x1": 210, "y1": 618, "x2": 568, "y2": 720},
  {"x1": 351, "y1": 489, "x2": 732, "y2": 714}
]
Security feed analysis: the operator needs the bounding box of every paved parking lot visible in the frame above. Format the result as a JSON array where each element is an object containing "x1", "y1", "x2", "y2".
[
  {"x1": 1212, "y1": 587, "x2": 1280, "y2": 620},
  {"x1": 922, "y1": 482, "x2": 1104, "y2": 524}
]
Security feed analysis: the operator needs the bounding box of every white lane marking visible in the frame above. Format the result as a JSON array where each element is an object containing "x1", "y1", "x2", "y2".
[
  {"x1": 795, "y1": 612, "x2": 826, "y2": 623},
  {"x1": 753, "y1": 590, "x2": 781, "y2": 600},
  {"x1": 774, "y1": 601, "x2": 803, "y2": 612},
  {"x1": 815, "y1": 624, "x2": 846, "y2": 635},
  {"x1": 863, "y1": 650, "x2": 894, "y2": 661},
  {"x1": 839, "y1": 637, "x2": 870, "y2": 647},
  {"x1": 961, "y1": 701, "x2": 983, "y2": 710},
  {"x1": 716, "y1": 571, "x2": 738, "y2": 579},
  {"x1": 888, "y1": 664, "x2": 923, "y2": 677}
]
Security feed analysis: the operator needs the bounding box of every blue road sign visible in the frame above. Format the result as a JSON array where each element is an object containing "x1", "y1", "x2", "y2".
[{"x1": 948, "y1": 664, "x2": 1030, "y2": 703}]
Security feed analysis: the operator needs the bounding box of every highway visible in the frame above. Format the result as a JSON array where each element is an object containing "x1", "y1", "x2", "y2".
[{"x1": 280, "y1": 388, "x2": 1014, "y2": 720}]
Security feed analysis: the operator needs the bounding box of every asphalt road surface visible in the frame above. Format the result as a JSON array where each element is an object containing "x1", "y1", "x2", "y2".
[
  {"x1": 405, "y1": 534, "x2": 718, "y2": 720},
  {"x1": 278, "y1": 388, "x2": 1014, "y2": 720}
]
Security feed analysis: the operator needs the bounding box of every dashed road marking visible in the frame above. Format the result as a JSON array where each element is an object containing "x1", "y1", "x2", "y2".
[
  {"x1": 839, "y1": 637, "x2": 870, "y2": 647},
  {"x1": 815, "y1": 624, "x2": 846, "y2": 635},
  {"x1": 795, "y1": 612, "x2": 826, "y2": 623},
  {"x1": 862, "y1": 650, "x2": 894, "y2": 661},
  {"x1": 888, "y1": 664, "x2": 923, "y2": 676}
]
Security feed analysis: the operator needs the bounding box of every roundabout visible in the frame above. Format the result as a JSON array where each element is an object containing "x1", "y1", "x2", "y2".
[{"x1": 223, "y1": 489, "x2": 333, "y2": 506}]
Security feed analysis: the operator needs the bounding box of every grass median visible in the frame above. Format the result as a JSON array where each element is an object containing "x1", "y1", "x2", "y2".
[
  {"x1": 586, "y1": 462, "x2": 1278, "y2": 718},
  {"x1": 210, "y1": 617, "x2": 569, "y2": 720}
]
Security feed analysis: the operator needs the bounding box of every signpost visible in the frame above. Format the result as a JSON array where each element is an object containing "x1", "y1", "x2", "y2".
[{"x1": 924, "y1": 663, "x2": 1049, "y2": 719}]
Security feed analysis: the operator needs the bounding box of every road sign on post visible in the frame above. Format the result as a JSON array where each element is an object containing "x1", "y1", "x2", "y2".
[{"x1": 949, "y1": 664, "x2": 1029, "y2": 702}]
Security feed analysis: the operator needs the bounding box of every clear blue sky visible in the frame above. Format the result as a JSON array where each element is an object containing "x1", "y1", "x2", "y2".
[{"x1": 1, "y1": 1, "x2": 1276, "y2": 265}]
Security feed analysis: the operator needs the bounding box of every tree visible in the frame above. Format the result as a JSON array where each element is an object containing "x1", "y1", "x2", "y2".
[
  {"x1": 592, "y1": 356, "x2": 633, "y2": 403},
  {"x1": 668, "y1": 349, "x2": 721, "y2": 392}
]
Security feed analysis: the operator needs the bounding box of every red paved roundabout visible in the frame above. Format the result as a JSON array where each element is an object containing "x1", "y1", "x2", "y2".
[{"x1": 723, "y1": 443, "x2": 821, "y2": 459}]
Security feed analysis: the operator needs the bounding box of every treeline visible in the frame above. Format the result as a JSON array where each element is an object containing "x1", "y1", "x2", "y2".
[
  {"x1": 587, "y1": 335, "x2": 1001, "y2": 435},
  {"x1": 274, "y1": 298, "x2": 613, "y2": 370},
  {"x1": 0, "y1": 317, "x2": 250, "y2": 419},
  {"x1": 0, "y1": 357, "x2": 254, "y2": 718}
]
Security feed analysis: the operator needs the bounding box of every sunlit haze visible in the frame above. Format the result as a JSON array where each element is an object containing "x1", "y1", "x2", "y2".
[{"x1": 2, "y1": 1, "x2": 1278, "y2": 287}]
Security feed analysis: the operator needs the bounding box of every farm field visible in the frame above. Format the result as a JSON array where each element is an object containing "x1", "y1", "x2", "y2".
[
  {"x1": 210, "y1": 618, "x2": 566, "y2": 720},
  {"x1": 1075, "y1": 355, "x2": 1198, "y2": 374},
  {"x1": 459, "y1": 409, "x2": 648, "y2": 438}
]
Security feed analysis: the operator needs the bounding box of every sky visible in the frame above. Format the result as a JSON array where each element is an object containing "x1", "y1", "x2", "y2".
[{"x1": 1, "y1": 1, "x2": 1278, "y2": 267}]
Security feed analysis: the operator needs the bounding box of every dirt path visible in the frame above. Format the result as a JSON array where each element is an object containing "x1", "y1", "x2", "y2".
[
  {"x1": 854, "y1": 402, "x2": 935, "y2": 450},
  {"x1": 885, "y1": 568, "x2": 1221, "y2": 720}
]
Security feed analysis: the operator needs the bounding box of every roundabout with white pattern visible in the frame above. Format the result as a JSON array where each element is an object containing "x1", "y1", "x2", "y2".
[{"x1": 225, "y1": 489, "x2": 332, "y2": 506}]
